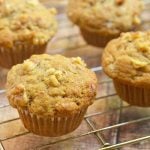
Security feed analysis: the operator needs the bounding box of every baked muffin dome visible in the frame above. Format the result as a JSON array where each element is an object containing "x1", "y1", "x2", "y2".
[
  {"x1": 0, "y1": 0, "x2": 57, "y2": 48},
  {"x1": 68, "y1": 0, "x2": 144, "y2": 35},
  {"x1": 102, "y1": 31, "x2": 150, "y2": 107},
  {"x1": 7, "y1": 54, "x2": 97, "y2": 116},
  {"x1": 102, "y1": 31, "x2": 150, "y2": 87}
]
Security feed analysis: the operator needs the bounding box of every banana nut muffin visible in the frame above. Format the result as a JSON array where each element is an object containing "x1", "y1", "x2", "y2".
[
  {"x1": 102, "y1": 31, "x2": 150, "y2": 107},
  {"x1": 0, "y1": 0, "x2": 57, "y2": 68},
  {"x1": 67, "y1": 0, "x2": 144, "y2": 47},
  {"x1": 7, "y1": 54, "x2": 97, "y2": 136}
]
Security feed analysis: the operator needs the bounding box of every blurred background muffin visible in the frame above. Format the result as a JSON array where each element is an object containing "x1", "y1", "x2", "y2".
[
  {"x1": 67, "y1": 0, "x2": 144, "y2": 47},
  {"x1": 102, "y1": 31, "x2": 150, "y2": 107},
  {"x1": 0, "y1": 0, "x2": 57, "y2": 69},
  {"x1": 6, "y1": 54, "x2": 97, "y2": 137}
]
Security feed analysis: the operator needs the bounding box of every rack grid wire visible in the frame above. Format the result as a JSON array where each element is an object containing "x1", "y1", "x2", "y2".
[{"x1": 0, "y1": 0, "x2": 150, "y2": 150}]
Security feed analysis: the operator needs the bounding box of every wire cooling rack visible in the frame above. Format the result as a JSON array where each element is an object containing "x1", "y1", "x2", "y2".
[{"x1": 0, "y1": 0, "x2": 150, "y2": 150}]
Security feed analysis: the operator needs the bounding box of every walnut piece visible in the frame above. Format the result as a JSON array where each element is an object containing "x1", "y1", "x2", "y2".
[
  {"x1": 133, "y1": 16, "x2": 141, "y2": 25},
  {"x1": 72, "y1": 57, "x2": 86, "y2": 66},
  {"x1": 8, "y1": 84, "x2": 29, "y2": 107},
  {"x1": 130, "y1": 58, "x2": 148, "y2": 69}
]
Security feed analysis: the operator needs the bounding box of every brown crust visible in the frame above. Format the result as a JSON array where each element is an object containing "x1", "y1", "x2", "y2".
[
  {"x1": 0, "y1": 0, "x2": 57, "y2": 48},
  {"x1": 102, "y1": 31, "x2": 150, "y2": 88},
  {"x1": 6, "y1": 54, "x2": 97, "y2": 116},
  {"x1": 67, "y1": 0, "x2": 144, "y2": 35}
]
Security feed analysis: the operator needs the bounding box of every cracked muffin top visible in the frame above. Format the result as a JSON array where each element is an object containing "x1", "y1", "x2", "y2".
[
  {"x1": 0, "y1": 0, "x2": 57, "y2": 48},
  {"x1": 7, "y1": 54, "x2": 97, "y2": 116},
  {"x1": 67, "y1": 0, "x2": 144, "y2": 35},
  {"x1": 102, "y1": 31, "x2": 150, "y2": 87}
]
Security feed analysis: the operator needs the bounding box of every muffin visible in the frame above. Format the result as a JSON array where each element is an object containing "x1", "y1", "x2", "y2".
[
  {"x1": 67, "y1": 0, "x2": 144, "y2": 47},
  {"x1": 6, "y1": 54, "x2": 97, "y2": 137},
  {"x1": 102, "y1": 31, "x2": 150, "y2": 107},
  {"x1": 0, "y1": 0, "x2": 57, "y2": 69}
]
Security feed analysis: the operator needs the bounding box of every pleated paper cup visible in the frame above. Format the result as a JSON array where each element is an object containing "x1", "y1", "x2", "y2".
[
  {"x1": 17, "y1": 106, "x2": 87, "y2": 137},
  {"x1": 113, "y1": 79, "x2": 150, "y2": 107},
  {"x1": 0, "y1": 42, "x2": 46, "y2": 69},
  {"x1": 80, "y1": 28, "x2": 118, "y2": 47}
]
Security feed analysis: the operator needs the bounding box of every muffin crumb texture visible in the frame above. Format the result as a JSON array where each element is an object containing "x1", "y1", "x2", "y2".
[
  {"x1": 116, "y1": 0, "x2": 124, "y2": 5},
  {"x1": 0, "y1": 0, "x2": 57, "y2": 48},
  {"x1": 68, "y1": 0, "x2": 144, "y2": 34},
  {"x1": 7, "y1": 54, "x2": 97, "y2": 116},
  {"x1": 102, "y1": 31, "x2": 150, "y2": 87}
]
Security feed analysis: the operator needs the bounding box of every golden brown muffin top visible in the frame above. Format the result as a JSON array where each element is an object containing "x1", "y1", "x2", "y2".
[
  {"x1": 102, "y1": 31, "x2": 150, "y2": 87},
  {"x1": 68, "y1": 0, "x2": 144, "y2": 35},
  {"x1": 0, "y1": 0, "x2": 57, "y2": 48},
  {"x1": 7, "y1": 54, "x2": 97, "y2": 116}
]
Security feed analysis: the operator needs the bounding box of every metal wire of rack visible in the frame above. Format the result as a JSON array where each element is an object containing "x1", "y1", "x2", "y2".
[{"x1": 0, "y1": 1, "x2": 150, "y2": 150}]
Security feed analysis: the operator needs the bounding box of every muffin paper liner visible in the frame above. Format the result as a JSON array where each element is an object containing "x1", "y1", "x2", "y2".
[
  {"x1": 80, "y1": 28, "x2": 117, "y2": 47},
  {"x1": 0, "y1": 42, "x2": 46, "y2": 69},
  {"x1": 17, "y1": 106, "x2": 87, "y2": 137},
  {"x1": 113, "y1": 80, "x2": 150, "y2": 107}
]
